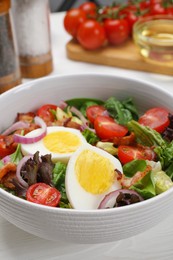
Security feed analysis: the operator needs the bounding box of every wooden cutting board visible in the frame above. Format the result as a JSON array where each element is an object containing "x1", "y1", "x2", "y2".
[{"x1": 66, "y1": 39, "x2": 173, "y2": 76}]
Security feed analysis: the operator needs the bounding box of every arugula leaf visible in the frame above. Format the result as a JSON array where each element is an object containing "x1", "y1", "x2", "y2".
[
  {"x1": 123, "y1": 159, "x2": 147, "y2": 178},
  {"x1": 105, "y1": 97, "x2": 138, "y2": 125},
  {"x1": 122, "y1": 98, "x2": 139, "y2": 121}
]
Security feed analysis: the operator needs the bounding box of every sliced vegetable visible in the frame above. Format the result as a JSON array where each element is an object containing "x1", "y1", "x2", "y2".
[
  {"x1": 94, "y1": 116, "x2": 128, "y2": 140},
  {"x1": 13, "y1": 116, "x2": 47, "y2": 144},
  {"x1": 138, "y1": 107, "x2": 170, "y2": 133},
  {"x1": 98, "y1": 189, "x2": 143, "y2": 209},
  {"x1": 86, "y1": 105, "x2": 108, "y2": 124},
  {"x1": 118, "y1": 145, "x2": 156, "y2": 164},
  {"x1": 2, "y1": 121, "x2": 30, "y2": 136},
  {"x1": 26, "y1": 183, "x2": 61, "y2": 207},
  {"x1": 37, "y1": 104, "x2": 57, "y2": 123}
]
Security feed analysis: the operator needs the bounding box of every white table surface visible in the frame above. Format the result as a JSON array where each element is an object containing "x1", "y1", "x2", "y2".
[{"x1": 1, "y1": 12, "x2": 173, "y2": 260}]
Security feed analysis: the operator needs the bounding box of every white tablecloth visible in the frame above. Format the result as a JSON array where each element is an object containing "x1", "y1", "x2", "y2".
[{"x1": 1, "y1": 12, "x2": 173, "y2": 260}]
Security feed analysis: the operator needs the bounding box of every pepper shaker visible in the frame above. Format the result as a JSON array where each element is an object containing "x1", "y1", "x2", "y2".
[
  {"x1": 11, "y1": 0, "x2": 53, "y2": 78},
  {"x1": 0, "y1": 0, "x2": 21, "y2": 93}
]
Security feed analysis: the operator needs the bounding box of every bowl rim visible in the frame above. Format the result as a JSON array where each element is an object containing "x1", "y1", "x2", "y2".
[{"x1": 0, "y1": 72, "x2": 173, "y2": 214}]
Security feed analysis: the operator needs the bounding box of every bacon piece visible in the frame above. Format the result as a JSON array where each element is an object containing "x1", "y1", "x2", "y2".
[
  {"x1": 1, "y1": 171, "x2": 16, "y2": 189},
  {"x1": 16, "y1": 112, "x2": 35, "y2": 123},
  {"x1": 0, "y1": 162, "x2": 17, "y2": 180},
  {"x1": 121, "y1": 165, "x2": 152, "y2": 189}
]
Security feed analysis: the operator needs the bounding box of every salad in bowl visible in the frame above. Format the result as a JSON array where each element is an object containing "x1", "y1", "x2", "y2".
[
  {"x1": 1, "y1": 93, "x2": 173, "y2": 210},
  {"x1": 0, "y1": 74, "x2": 173, "y2": 243}
]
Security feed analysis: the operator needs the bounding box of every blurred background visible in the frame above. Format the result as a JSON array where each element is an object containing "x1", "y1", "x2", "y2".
[{"x1": 49, "y1": 0, "x2": 126, "y2": 12}]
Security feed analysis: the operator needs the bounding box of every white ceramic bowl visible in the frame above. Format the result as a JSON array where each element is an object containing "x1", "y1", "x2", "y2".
[{"x1": 0, "y1": 74, "x2": 173, "y2": 244}]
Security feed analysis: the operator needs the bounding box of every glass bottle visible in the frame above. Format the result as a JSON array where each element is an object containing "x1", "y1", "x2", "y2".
[
  {"x1": 11, "y1": 0, "x2": 53, "y2": 78},
  {"x1": 0, "y1": 0, "x2": 21, "y2": 93}
]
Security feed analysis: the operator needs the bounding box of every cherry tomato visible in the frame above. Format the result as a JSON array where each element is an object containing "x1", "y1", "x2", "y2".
[
  {"x1": 150, "y1": 3, "x2": 166, "y2": 15},
  {"x1": 79, "y1": 2, "x2": 97, "y2": 18},
  {"x1": 124, "y1": 12, "x2": 139, "y2": 35},
  {"x1": 77, "y1": 20, "x2": 106, "y2": 50},
  {"x1": 26, "y1": 183, "x2": 61, "y2": 207},
  {"x1": 118, "y1": 145, "x2": 156, "y2": 165},
  {"x1": 64, "y1": 8, "x2": 86, "y2": 38},
  {"x1": 0, "y1": 135, "x2": 16, "y2": 159},
  {"x1": 86, "y1": 105, "x2": 107, "y2": 124},
  {"x1": 166, "y1": 6, "x2": 173, "y2": 15},
  {"x1": 104, "y1": 18, "x2": 130, "y2": 45},
  {"x1": 37, "y1": 104, "x2": 57, "y2": 123},
  {"x1": 138, "y1": 107, "x2": 170, "y2": 133},
  {"x1": 94, "y1": 116, "x2": 128, "y2": 140}
]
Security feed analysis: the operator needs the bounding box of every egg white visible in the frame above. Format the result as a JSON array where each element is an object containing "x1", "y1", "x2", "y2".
[
  {"x1": 21, "y1": 126, "x2": 87, "y2": 163},
  {"x1": 65, "y1": 143, "x2": 123, "y2": 210}
]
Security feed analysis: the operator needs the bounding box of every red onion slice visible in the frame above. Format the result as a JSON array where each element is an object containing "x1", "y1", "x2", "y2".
[
  {"x1": 59, "y1": 100, "x2": 68, "y2": 110},
  {"x1": 98, "y1": 189, "x2": 144, "y2": 209},
  {"x1": 70, "y1": 106, "x2": 96, "y2": 133},
  {"x1": 16, "y1": 155, "x2": 33, "y2": 188},
  {"x1": 2, "y1": 121, "x2": 30, "y2": 135},
  {"x1": 13, "y1": 116, "x2": 47, "y2": 144},
  {"x1": 1, "y1": 155, "x2": 11, "y2": 164}
]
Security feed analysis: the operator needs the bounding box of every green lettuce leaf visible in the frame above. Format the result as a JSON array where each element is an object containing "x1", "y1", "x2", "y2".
[{"x1": 123, "y1": 159, "x2": 147, "y2": 178}]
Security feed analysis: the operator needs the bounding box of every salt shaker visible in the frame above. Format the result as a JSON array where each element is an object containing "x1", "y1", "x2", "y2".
[
  {"x1": 11, "y1": 0, "x2": 53, "y2": 78},
  {"x1": 0, "y1": 0, "x2": 21, "y2": 93}
]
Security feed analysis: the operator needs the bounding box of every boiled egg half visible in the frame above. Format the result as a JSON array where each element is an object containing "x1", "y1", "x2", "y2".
[
  {"x1": 65, "y1": 143, "x2": 123, "y2": 210},
  {"x1": 21, "y1": 126, "x2": 87, "y2": 163}
]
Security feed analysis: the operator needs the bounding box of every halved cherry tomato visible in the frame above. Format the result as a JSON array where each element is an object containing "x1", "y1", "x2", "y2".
[
  {"x1": 118, "y1": 145, "x2": 156, "y2": 165},
  {"x1": 104, "y1": 18, "x2": 130, "y2": 45},
  {"x1": 94, "y1": 116, "x2": 128, "y2": 140},
  {"x1": 86, "y1": 105, "x2": 107, "y2": 124},
  {"x1": 138, "y1": 107, "x2": 170, "y2": 133},
  {"x1": 26, "y1": 183, "x2": 61, "y2": 207},
  {"x1": 64, "y1": 8, "x2": 86, "y2": 38},
  {"x1": 79, "y1": 2, "x2": 97, "y2": 18},
  {"x1": 0, "y1": 135, "x2": 16, "y2": 159},
  {"x1": 37, "y1": 104, "x2": 57, "y2": 123},
  {"x1": 77, "y1": 20, "x2": 106, "y2": 50}
]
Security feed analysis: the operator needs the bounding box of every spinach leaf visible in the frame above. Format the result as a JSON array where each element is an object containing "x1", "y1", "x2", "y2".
[
  {"x1": 65, "y1": 98, "x2": 104, "y2": 110},
  {"x1": 123, "y1": 159, "x2": 147, "y2": 178}
]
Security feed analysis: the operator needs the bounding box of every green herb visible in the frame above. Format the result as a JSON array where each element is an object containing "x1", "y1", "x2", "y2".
[
  {"x1": 52, "y1": 162, "x2": 69, "y2": 204},
  {"x1": 105, "y1": 97, "x2": 138, "y2": 125},
  {"x1": 65, "y1": 98, "x2": 104, "y2": 110},
  {"x1": 82, "y1": 129, "x2": 100, "y2": 145}
]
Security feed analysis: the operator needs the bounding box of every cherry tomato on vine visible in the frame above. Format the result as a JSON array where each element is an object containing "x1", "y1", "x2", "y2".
[
  {"x1": 138, "y1": 107, "x2": 170, "y2": 133},
  {"x1": 37, "y1": 104, "x2": 57, "y2": 123},
  {"x1": 118, "y1": 145, "x2": 156, "y2": 165},
  {"x1": 86, "y1": 105, "x2": 107, "y2": 124},
  {"x1": 150, "y1": 3, "x2": 166, "y2": 15},
  {"x1": 124, "y1": 12, "x2": 139, "y2": 35},
  {"x1": 104, "y1": 18, "x2": 130, "y2": 45},
  {"x1": 0, "y1": 135, "x2": 16, "y2": 159},
  {"x1": 79, "y1": 2, "x2": 97, "y2": 18},
  {"x1": 26, "y1": 183, "x2": 61, "y2": 207},
  {"x1": 64, "y1": 8, "x2": 86, "y2": 38},
  {"x1": 166, "y1": 6, "x2": 173, "y2": 15},
  {"x1": 94, "y1": 116, "x2": 128, "y2": 140},
  {"x1": 77, "y1": 20, "x2": 106, "y2": 50}
]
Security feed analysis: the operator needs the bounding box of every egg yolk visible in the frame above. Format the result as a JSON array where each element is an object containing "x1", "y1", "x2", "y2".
[
  {"x1": 43, "y1": 131, "x2": 82, "y2": 154},
  {"x1": 75, "y1": 149, "x2": 116, "y2": 194}
]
